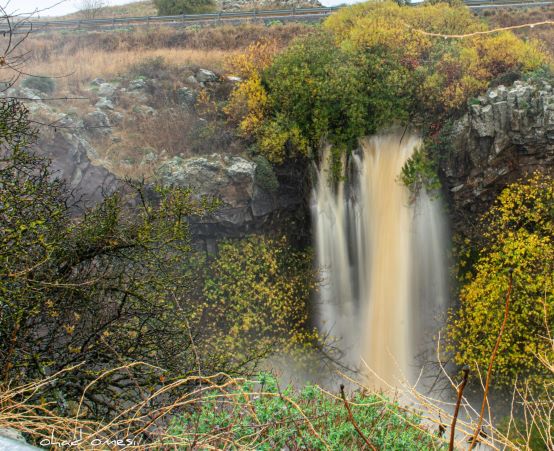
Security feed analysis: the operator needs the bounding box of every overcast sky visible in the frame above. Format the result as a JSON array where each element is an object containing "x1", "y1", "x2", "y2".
[
  {"x1": 12, "y1": 1, "x2": 143, "y2": 17},
  {"x1": 12, "y1": 0, "x2": 351, "y2": 17}
]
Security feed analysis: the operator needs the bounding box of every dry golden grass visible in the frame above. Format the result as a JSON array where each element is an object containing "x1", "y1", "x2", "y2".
[
  {"x1": 20, "y1": 23, "x2": 312, "y2": 94},
  {"x1": 29, "y1": 46, "x2": 237, "y2": 92},
  {"x1": 3, "y1": 359, "x2": 549, "y2": 450}
]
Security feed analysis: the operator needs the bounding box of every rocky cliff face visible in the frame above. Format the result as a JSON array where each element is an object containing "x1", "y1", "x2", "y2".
[
  {"x1": 9, "y1": 86, "x2": 120, "y2": 207},
  {"x1": 157, "y1": 153, "x2": 308, "y2": 249},
  {"x1": 7, "y1": 76, "x2": 306, "y2": 246},
  {"x1": 441, "y1": 79, "x2": 554, "y2": 232},
  {"x1": 14, "y1": 70, "x2": 552, "y2": 247}
]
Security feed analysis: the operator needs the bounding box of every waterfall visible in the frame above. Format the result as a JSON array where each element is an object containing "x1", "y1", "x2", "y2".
[{"x1": 312, "y1": 132, "x2": 448, "y2": 388}]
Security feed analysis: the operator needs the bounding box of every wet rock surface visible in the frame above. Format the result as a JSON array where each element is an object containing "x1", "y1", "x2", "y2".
[
  {"x1": 6, "y1": 75, "x2": 305, "y2": 243},
  {"x1": 441, "y1": 79, "x2": 554, "y2": 231},
  {"x1": 157, "y1": 154, "x2": 306, "y2": 244}
]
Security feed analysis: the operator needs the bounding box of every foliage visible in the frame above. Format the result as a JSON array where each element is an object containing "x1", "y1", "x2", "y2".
[
  {"x1": 263, "y1": 32, "x2": 400, "y2": 156},
  {"x1": 200, "y1": 237, "x2": 319, "y2": 364},
  {"x1": 253, "y1": 155, "x2": 279, "y2": 193},
  {"x1": 225, "y1": 39, "x2": 278, "y2": 140},
  {"x1": 226, "y1": 39, "x2": 279, "y2": 79},
  {"x1": 447, "y1": 173, "x2": 554, "y2": 386},
  {"x1": 225, "y1": 72, "x2": 269, "y2": 136},
  {"x1": 257, "y1": 116, "x2": 309, "y2": 164},
  {"x1": 400, "y1": 145, "x2": 441, "y2": 197},
  {"x1": 21, "y1": 76, "x2": 55, "y2": 94},
  {"x1": 154, "y1": 0, "x2": 216, "y2": 15},
  {"x1": 169, "y1": 373, "x2": 443, "y2": 450},
  {"x1": 227, "y1": 1, "x2": 549, "y2": 163},
  {"x1": 0, "y1": 99, "x2": 277, "y2": 417},
  {"x1": 326, "y1": 2, "x2": 547, "y2": 116},
  {"x1": 498, "y1": 415, "x2": 554, "y2": 451}
]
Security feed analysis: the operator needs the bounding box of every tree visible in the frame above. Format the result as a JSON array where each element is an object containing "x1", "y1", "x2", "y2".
[
  {"x1": 447, "y1": 173, "x2": 554, "y2": 386},
  {"x1": 77, "y1": 0, "x2": 107, "y2": 19},
  {"x1": 0, "y1": 98, "x2": 275, "y2": 417},
  {"x1": 227, "y1": 1, "x2": 547, "y2": 165},
  {"x1": 154, "y1": 0, "x2": 216, "y2": 15}
]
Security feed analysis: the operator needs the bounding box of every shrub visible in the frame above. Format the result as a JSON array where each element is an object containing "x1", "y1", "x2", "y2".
[
  {"x1": 21, "y1": 76, "x2": 55, "y2": 94},
  {"x1": 169, "y1": 373, "x2": 442, "y2": 450},
  {"x1": 323, "y1": 2, "x2": 547, "y2": 116},
  {"x1": 230, "y1": 1, "x2": 549, "y2": 163},
  {"x1": 447, "y1": 172, "x2": 554, "y2": 386},
  {"x1": 224, "y1": 39, "x2": 279, "y2": 140},
  {"x1": 200, "y1": 236, "x2": 319, "y2": 364},
  {"x1": 400, "y1": 145, "x2": 441, "y2": 197},
  {"x1": 154, "y1": 0, "x2": 216, "y2": 15},
  {"x1": 129, "y1": 56, "x2": 169, "y2": 79},
  {"x1": 1, "y1": 98, "x2": 282, "y2": 418}
]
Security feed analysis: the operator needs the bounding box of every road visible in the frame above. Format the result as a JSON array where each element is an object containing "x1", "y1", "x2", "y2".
[{"x1": 2, "y1": 2, "x2": 552, "y2": 34}]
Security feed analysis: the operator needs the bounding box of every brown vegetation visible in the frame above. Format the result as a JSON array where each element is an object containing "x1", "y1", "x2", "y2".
[
  {"x1": 13, "y1": 23, "x2": 314, "y2": 178},
  {"x1": 22, "y1": 23, "x2": 313, "y2": 92},
  {"x1": 483, "y1": 5, "x2": 554, "y2": 57}
]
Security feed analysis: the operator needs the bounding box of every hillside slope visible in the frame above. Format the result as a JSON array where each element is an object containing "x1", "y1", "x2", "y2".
[
  {"x1": 57, "y1": 1, "x2": 157, "y2": 19},
  {"x1": 59, "y1": 0, "x2": 322, "y2": 19}
]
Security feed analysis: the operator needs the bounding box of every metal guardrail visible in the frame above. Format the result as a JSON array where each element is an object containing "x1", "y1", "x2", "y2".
[
  {"x1": 1, "y1": 6, "x2": 341, "y2": 33},
  {"x1": 1, "y1": 1, "x2": 551, "y2": 34}
]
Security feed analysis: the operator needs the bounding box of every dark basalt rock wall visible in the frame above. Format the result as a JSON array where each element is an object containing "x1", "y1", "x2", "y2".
[
  {"x1": 440, "y1": 79, "x2": 554, "y2": 234},
  {"x1": 162, "y1": 156, "x2": 311, "y2": 250},
  {"x1": 8, "y1": 79, "x2": 309, "y2": 248}
]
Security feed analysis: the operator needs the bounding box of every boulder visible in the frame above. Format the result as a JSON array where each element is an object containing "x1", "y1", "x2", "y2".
[
  {"x1": 133, "y1": 105, "x2": 156, "y2": 116},
  {"x1": 157, "y1": 154, "x2": 256, "y2": 214},
  {"x1": 109, "y1": 111, "x2": 124, "y2": 126},
  {"x1": 177, "y1": 87, "x2": 197, "y2": 107},
  {"x1": 156, "y1": 153, "x2": 306, "y2": 243},
  {"x1": 195, "y1": 69, "x2": 218, "y2": 83},
  {"x1": 141, "y1": 150, "x2": 158, "y2": 165},
  {"x1": 90, "y1": 77, "x2": 106, "y2": 86},
  {"x1": 128, "y1": 78, "x2": 147, "y2": 90},
  {"x1": 158, "y1": 154, "x2": 259, "y2": 225},
  {"x1": 97, "y1": 82, "x2": 117, "y2": 98},
  {"x1": 186, "y1": 75, "x2": 199, "y2": 85},
  {"x1": 83, "y1": 110, "x2": 111, "y2": 137},
  {"x1": 95, "y1": 97, "x2": 114, "y2": 110}
]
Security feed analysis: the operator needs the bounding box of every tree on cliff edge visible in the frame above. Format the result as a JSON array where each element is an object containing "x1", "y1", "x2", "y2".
[{"x1": 155, "y1": 0, "x2": 216, "y2": 15}]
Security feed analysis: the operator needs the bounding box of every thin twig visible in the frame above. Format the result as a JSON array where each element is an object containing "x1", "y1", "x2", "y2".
[
  {"x1": 340, "y1": 384, "x2": 377, "y2": 451},
  {"x1": 468, "y1": 270, "x2": 513, "y2": 450},
  {"x1": 449, "y1": 366, "x2": 469, "y2": 451},
  {"x1": 411, "y1": 20, "x2": 554, "y2": 39}
]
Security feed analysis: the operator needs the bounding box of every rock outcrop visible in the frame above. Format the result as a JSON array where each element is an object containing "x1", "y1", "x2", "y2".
[
  {"x1": 42, "y1": 125, "x2": 120, "y2": 206},
  {"x1": 441, "y1": 79, "x2": 554, "y2": 230},
  {"x1": 157, "y1": 154, "x2": 306, "y2": 246},
  {"x1": 220, "y1": 0, "x2": 321, "y2": 10},
  {"x1": 4, "y1": 85, "x2": 119, "y2": 207},
  {"x1": 7, "y1": 80, "x2": 305, "y2": 243}
]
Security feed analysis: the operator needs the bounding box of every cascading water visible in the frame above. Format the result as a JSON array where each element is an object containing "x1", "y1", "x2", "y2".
[{"x1": 312, "y1": 132, "x2": 448, "y2": 388}]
